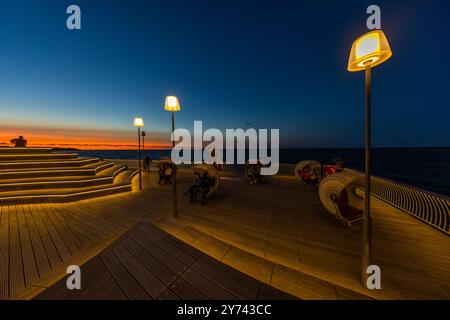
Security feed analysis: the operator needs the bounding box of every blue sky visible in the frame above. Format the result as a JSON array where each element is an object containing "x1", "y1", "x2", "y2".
[{"x1": 0, "y1": 0, "x2": 449, "y2": 148}]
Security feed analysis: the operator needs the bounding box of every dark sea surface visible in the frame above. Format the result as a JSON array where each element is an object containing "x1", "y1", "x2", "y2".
[{"x1": 75, "y1": 148, "x2": 450, "y2": 197}]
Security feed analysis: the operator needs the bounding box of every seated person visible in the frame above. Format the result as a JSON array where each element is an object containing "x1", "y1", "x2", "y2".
[
  {"x1": 253, "y1": 164, "x2": 263, "y2": 185},
  {"x1": 188, "y1": 172, "x2": 214, "y2": 205},
  {"x1": 157, "y1": 164, "x2": 173, "y2": 184},
  {"x1": 334, "y1": 157, "x2": 344, "y2": 172},
  {"x1": 199, "y1": 172, "x2": 214, "y2": 205},
  {"x1": 301, "y1": 166, "x2": 318, "y2": 188},
  {"x1": 247, "y1": 164, "x2": 255, "y2": 184},
  {"x1": 10, "y1": 136, "x2": 27, "y2": 147},
  {"x1": 187, "y1": 173, "x2": 201, "y2": 202},
  {"x1": 212, "y1": 162, "x2": 223, "y2": 172}
]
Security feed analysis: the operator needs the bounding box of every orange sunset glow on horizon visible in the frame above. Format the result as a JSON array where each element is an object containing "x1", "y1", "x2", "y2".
[{"x1": 0, "y1": 123, "x2": 172, "y2": 150}]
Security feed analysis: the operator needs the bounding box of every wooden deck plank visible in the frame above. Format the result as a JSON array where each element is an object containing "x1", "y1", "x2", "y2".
[
  {"x1": 28, "y1": 204, "x2": 62, "y2": 269},
  {"x1": 58, "y1": 203, "x2": 111, "y2": 240},
  {"x1": 23, "y1": 204, "x2": 52, "y2": 278},
  {"x1": 40, "y1": 203, "x2": 80, "y2": 256},
  {"x1": 51, "y1": 203, "x2": 105, "y2": 246},
  {"x1": 0, "y1": 206, "x2": 9, "y2": 299},
  {"x1": 1, "y1": 170, "x2": 449, "y2": 300},
  {"x1": 36, "y1": 222, "x2": 296, "y2": 300},
  {"x1": 169, "y1": 278, "x2": 209, "y2": 300},
  {"x1": 113, "y1": 243, "x2": 167, "y2": 299},
  {"x1": 16, "y1": 205, "x2": 39, "y2": 287},
  {"x1": 134, "y1": 250, "x2": 178, "y2": 286},
  {"x1": 155, "y1": 238, "x2": 197, "y2": 266},
  {"x1": 41, "y1": 203, "x2": 85, "y2": 251},
  {"x1": 89, "y1": 279, "x2": 127, "y2": 300},
  {"x1": 142, "y1": 243, "x2": 188, "y2": 276},
  {"x1": 181, "y1": 268, "x2": 237, "y2": 299},
  {"x1": 101, "y1": 251, "x2": 152, "y2": 300},
  {"x1": 65, "y1": 201, "x2": 127, "y2": 236},
  {"x1": 191, "y1": 258, "x2": 258, "y2": 299},
  {"x1": 76, "y1": 200, "x2": 137, "y2": 229},
  {"x1": 9, "y1": 205, "x2": 26, "y2": 296},
  {"x1": 34, "y1": 204, "x2": 71, "y2": 262}
]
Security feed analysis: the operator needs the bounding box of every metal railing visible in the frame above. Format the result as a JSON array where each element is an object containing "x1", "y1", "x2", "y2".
[{"x1": 346, "y1": 169, "x2": 450, "y2": 235}]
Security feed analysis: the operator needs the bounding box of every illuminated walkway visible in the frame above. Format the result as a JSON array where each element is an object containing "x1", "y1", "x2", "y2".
[
  {"x1": 1, "y1": 169, "x2": 449, "y2": 299},
  {"x1": 35, "y1": 221, "x2": 296, "y2": 300}
]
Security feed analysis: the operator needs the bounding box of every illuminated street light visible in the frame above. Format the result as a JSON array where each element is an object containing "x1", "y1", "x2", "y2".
[
  {"x1": 348, "y1": 30, "x2": 392, "y2": 287},
  {"x1": 165, "y1": 96, "x2": 181, "y2": 217},
  {"x1": 133, "y1": 117, "x2": 144, "y2": 191}
]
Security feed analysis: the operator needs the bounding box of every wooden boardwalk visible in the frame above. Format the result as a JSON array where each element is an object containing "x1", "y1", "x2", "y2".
[
  {"x1": 35, "y1": 221, "x2": 296, "y2": 300},
  {"x1": 1, "y1": 169, "x2": 449, "y2": 300}
]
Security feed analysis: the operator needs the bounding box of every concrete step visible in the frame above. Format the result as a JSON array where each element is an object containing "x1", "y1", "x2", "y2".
[
  {"x1": 170, "y1": 210, "x2": 398, "y2": 300},
  {"x1": 0, "y1": 157, "x2": 100, "y2": 170},
  {"x1": 0, "y1": 169, "x2": 134, "y2": 205},
  {"x1": 0, "y1": 161, "x2": 113, "y2": 180},
  {"x1": 0, "y1": 165, "x2": 127, "y2": 192},
  {"x1": 0, "y1": 153, "x2": 78, "y2": 162},
  {"x1": 0, "y1": 147, "x2": 53, "y2": 154},
  {"x1": 156, "y1": 218, "x2": 372, "y2": 300}
]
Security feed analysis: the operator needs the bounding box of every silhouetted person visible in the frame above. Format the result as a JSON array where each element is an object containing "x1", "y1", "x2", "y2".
[
  {"x1": 187, "y1": 172, "x2": 214, "y2": 205},
  {"x1": 143, "y1": 156, "x2": 151, "y2": 172},
  {"x1": 334, "y1": 157, "x2": 344, "y2": 172},
  {"x1": 187, "y1": 173, "x2": 201, "y2": 202},
  {"x1": 10, "y1": 136, "x2": 27, "y2": 147},
  {"x1": 198, "y1": 172, "x2": 214, "y2": 205},
  {"x1": 157, "y1": 164, "x2": 172, "y2": 184}
]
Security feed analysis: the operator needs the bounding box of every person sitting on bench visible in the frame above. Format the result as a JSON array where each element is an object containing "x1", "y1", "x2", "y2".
[
  {"x1": 10, "y1": 136, "x2": 27, "y2": 147},
  {"x1": 157, "y1": 164, "x2": 173, "y2": 184},
  {"x1": 187, "y1": 173, "x2": 201, "y2": 202},
  {"x1": 252, "y1": 164, "x2": 263, "y2": 185},
  {"x1": 301, "y1": 165, "x2": 319, "y2": 188},
  {"x1": 188, "y1": 172, "x2": 214, "y2": 205}
]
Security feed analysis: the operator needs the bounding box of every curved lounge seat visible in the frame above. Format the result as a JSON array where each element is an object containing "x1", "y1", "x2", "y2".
[
  {"x1": 244, "y1": 160, "x2": 264, "y2": 184},
  {"x1": 193, "y1": 164, "x2": 219, "y2": 197},
  {"x1": 318, "y1": 171, "x2": 364, "y2": 226},
  {"x1": 154, "y1": 158, "x2": 174, "y2": 184},
  {"x1": 294, "y1": 160, "x2": 322, "y2": 187}
]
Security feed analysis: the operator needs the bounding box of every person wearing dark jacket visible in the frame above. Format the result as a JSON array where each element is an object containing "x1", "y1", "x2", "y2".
[{"x1": 143, "y1": 156, "x2": 151, "y2": 172}]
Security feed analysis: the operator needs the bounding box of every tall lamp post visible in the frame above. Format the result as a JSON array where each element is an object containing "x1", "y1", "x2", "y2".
[
  {"x1": 133, "y1": 117, "x2": 144, "y2": 191},
  {"x1": 347, "y1": 30, "x2": 392, "y2": 286},
  {"x1": 164, "y1": 96, "x2": 181, "y2": 217},
  {"x1": 141, "y1": 131, "x2": 146, "y2": 151}
]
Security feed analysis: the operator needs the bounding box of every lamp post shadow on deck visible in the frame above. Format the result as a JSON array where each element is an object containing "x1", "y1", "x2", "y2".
[
  {"x1": 347, "y1": 30, "x2": 392, "y2": 287},
  {"x1": 133, "y1": 117, "x2": 144, "y2": 191},
  {"x1": 164, "y1": 96, "x2": 181, "y2": 218}
]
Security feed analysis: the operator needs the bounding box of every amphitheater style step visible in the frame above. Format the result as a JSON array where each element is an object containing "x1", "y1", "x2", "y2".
[
  {"x1": 0, "y1": 147, "x2": 137, "y2": 205},
  {"x1": 0, "y1": 161, "x2": 113, "y2": 180},
  {"x1": 0, "y1": 165, "x2": 127, "y2": 192},
  {"x1": 0, "y1": 157, "x2": 101, "y2": 170},
  {"x1": 156, "y1": 218, "x2": 373, "y2": 300},
  {"x1": 0, "y1": 147, "x2": 53, "y2": 154},
  {"x1": 0, "y1": 153, "x2": 78, "y2": 161}
]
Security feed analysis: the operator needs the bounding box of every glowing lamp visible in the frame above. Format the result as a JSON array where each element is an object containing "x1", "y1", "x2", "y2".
[
  {"x1": 347, "y1": 30, "x2": 392, "y2": 72},
  {"x1": 133, "y1": 117, "x2": 144, "y2": 127},
  {"x1": 164, "y1": 96, "x2": 181, "y2": 112},
  {"x1": 347, "y1": 29, "x2": 392, "y2": 286}
]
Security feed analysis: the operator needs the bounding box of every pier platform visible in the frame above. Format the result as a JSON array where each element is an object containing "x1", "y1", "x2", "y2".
[{"x1": 1, "y1": 167, "x2": 449, "y2": 300}]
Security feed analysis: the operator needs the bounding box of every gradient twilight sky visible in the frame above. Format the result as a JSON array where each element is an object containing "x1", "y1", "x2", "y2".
[{"x1": 0, "y1": 0, "x2": 449, "y2": 149}]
